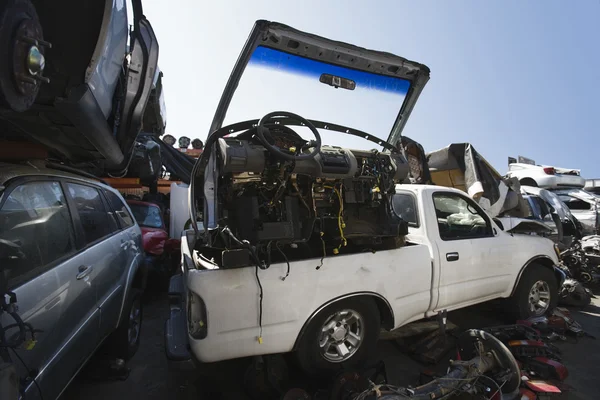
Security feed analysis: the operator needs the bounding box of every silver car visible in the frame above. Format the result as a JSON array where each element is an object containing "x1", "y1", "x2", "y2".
[{"x1": 0, "y1": 163, "x2": 145, "y2": 400}]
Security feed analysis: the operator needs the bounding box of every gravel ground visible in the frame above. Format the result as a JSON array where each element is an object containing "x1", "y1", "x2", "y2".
[{"x1": 62, "y1": 288, "x2": 600, "y2": 400}]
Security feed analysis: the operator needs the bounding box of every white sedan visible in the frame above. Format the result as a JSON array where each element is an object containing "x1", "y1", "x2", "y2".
[{"x1": 507, "y1": 163, "x2": 585, "y2": 189}]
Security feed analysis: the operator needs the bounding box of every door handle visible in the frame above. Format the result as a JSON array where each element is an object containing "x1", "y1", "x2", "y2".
[
  {"x1": 446, "y1": 252, "x2": 459, "y2": 262},
  {"x1": 120, "y1": 240, "x2": 129, "y2": 250},
  {"x1": 76, "y1": 265, "x2": 93, "y2": 280}
]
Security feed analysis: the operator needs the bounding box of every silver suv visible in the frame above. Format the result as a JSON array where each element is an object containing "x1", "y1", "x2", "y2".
[{"x1": 0, "y1": 163, "x2": 145, "y2": 400}]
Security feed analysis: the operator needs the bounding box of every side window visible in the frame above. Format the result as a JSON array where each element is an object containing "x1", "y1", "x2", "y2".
[
  {"x1": 558, "y1": 195, "x2": 591, "y2": 211},
  {"x1": 67, "y1": 183, "x2": 112, "y2": 244},
  {"x1": 106, "y1": 191, "x2": 135, "y2": 228},
  {"x1": 433, "y1": 193, "x2": 493, "y2": 240},
  {"x1": 0, "y1": 181, "x2": 74, "y2": 286},
  {"x1": 392, "y1": 193, "x2": 418, "y2": 226}
]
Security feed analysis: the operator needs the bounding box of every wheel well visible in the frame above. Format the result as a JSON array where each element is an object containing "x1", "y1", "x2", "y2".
[
  {"x1": 131, "y1": 266, "x2": 147, "y2": 291},
  {"x1": 511, "y1": 256, "x2": 559, "y2": 296},
  {"x1": 519, "y1": 178, "x2": 538, "y2": 187},
  {"x1": 292, "y1": 293, "x2": 395, "y2": 350}
]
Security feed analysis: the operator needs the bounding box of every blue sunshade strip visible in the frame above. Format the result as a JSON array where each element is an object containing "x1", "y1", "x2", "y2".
[{"x1": 249, "y1": 46, "x2": 411, "y2": 95}]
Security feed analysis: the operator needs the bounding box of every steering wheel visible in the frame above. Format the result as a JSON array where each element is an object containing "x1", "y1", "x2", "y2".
[{"x1": 257, "y1": 111, "x2": 321, "y2": 161}]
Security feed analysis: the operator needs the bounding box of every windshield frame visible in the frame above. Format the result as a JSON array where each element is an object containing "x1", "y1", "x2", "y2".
[{"x1": 207, "y1": 20, "x2": 430, "y2": 146}]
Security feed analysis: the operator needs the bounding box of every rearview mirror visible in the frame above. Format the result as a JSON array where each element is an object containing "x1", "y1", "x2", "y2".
[{"x1": 319, "y1": 73, "x2": 356, "y2": 90}]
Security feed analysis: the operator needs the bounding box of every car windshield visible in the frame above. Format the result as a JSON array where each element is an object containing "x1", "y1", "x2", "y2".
[
  {"x1": 223, "y1": 46, "x2": 411, "y2": 150},
  {"x1": 553, "y1": 189, "x2": 599, "y2": 202},
  {"x1": 129, "y1": 203, "x2": 163, "y2": 228}
]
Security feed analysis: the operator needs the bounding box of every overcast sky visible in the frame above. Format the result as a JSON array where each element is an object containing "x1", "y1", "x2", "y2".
[{"x1": 142, "y1": 0, "x2": 600, "y2": 177}]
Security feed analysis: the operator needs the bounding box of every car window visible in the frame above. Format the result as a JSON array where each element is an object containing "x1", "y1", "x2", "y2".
[
  {"x1": 557, "y1": 195, "x2": 591, "y2": 211},
  {"x1": 433, "y1": 193, "x2": 493, "y2": 240},
  {"x1": 67, "y1": 183, "x2": 112, "y2": 244},
  {"x1": 106, "y1": 191, "x2": 135, "y2": 228},
  {"x1": 129, "y1": 203, "x2": 163, "y2": 229},
  {"x1": 0, "y1": 181, "x2": 75, "y2": 286},
  {"x1": 392, "y1": 193, "x2": 418, "y2": 226}
]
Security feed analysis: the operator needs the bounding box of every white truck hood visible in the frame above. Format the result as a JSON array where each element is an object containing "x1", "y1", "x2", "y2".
[{"x1": 496, "y1": 217, "x2": 553, "y2": 234}]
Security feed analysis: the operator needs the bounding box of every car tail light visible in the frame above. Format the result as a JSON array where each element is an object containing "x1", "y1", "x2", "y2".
[
  {"x1": 543, "y1": 167, "x2": 556, "y2": 175},
  {"x1": 187, "y1": 291, "x2": 208, "y2": 339}
]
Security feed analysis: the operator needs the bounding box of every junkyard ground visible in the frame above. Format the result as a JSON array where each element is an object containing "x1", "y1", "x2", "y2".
[{"x1": 62, "y1": 288, "x2": 600, "y2": 400}]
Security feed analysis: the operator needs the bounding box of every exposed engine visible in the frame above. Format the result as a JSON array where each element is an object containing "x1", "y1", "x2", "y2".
[{"x1": 195, "y1": 112, "x2": 410, "y2": 268}]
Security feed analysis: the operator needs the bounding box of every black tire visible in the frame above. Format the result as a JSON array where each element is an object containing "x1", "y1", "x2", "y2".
[
  {"x1": 107, "y1": 288, "x2": 143, "y2": 361},
  {"x1": 509, "y1": 264, "x2": 558, "y2": 320},
  {"x1": 295, "y1": 297, "x2": 380, "y2": 375}
]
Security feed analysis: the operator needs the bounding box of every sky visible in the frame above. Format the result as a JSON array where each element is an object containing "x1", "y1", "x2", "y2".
[{"x1": 142, "y1": 0, "x2": 600, "y2": 177}]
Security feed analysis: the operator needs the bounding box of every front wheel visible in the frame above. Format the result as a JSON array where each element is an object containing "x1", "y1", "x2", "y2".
[
  {"x1": 509, "y1": 264, "x2": 558, "y2": 319},
  {"x1": 295, "y1": 297, "x2": 380, "y2": 374}
]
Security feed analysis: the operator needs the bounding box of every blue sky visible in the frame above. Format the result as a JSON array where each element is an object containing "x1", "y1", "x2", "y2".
[{"x1": 143, "y1": 0, "x2": 600, "y2": 177}]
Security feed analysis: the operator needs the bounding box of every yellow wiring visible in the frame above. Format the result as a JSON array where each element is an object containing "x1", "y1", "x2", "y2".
[{"x1": 333, "y1": 187, "x2": 347, "y2": 250}]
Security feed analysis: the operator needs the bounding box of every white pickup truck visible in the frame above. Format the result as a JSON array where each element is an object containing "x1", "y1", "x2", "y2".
[
  {"x1": 166, "y1": 184, "x2": 563, "y2": 372},
  {"x1": 164, "y1": 21, "x2": 564, "y2": 373}
]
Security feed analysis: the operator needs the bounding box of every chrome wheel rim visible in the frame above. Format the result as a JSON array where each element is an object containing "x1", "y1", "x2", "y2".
[
  {"x1": 318, "y1": 309, "x2": 364, "y2": 363},
  {"x1": 128, "y1": 298, "x2": 141, "y2": 346},
  {"x1": 529, "y1": 280, "x2": 551, "y2": 316}
]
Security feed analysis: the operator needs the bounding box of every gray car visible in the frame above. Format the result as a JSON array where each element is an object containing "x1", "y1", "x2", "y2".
[{"x1": 0, "y1": 163, "x2": 145, "y2": 400}]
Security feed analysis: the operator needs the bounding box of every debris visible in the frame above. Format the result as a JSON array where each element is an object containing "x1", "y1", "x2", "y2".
[{"x1": 558, "y1": 278, "x2": 593, "y2": 307}]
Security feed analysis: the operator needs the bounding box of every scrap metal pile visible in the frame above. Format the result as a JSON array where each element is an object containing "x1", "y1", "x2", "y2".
[{"x1": 274, "y1": 307, "x2": 592, "y2": 400}]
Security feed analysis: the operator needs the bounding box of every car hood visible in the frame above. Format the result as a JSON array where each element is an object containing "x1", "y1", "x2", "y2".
[
  {"x1": 496, "y1": 217, "x2": 553, "y2": 234},
  {"x1": 208, "y1": 20, "x2": 431, "y2": 147}
]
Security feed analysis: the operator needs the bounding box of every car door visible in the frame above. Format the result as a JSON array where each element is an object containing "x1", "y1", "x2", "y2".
[
  {"x1": 432, "y1": 191, "x2": 517, "y2": 311},
  {"x1": 103, "y1": 189, "x2": 142, "y2": 331},
  {"x1": 0, "y1": 179, "x2": 99, "y2": 400},
  {"x1": 65, "y1": 182, "x2": 126, "y2": 342}
]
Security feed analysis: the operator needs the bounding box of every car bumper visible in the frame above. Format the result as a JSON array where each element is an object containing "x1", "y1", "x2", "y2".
[
  {"x1": 536, "y1": 174, "x2": 585, "y2": 189},
  {"x1": 164, "y1": 274, "x2": 192, "y2": 362}
]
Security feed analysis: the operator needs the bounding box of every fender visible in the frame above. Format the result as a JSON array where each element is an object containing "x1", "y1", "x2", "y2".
[
  {"x1": 292, "y1": 291, "x2": 394, "y2": 351},
  {"x1": 115, "y1": 250, "x2": 143, "y2": 328},
  {"x1": 510, "y1": 255, "x2": 563, "y2": 296}
]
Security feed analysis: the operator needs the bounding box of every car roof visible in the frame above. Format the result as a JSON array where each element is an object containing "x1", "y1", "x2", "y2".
[{"x1": 0, "y1": 162, "x2": 117, "y2": 194}]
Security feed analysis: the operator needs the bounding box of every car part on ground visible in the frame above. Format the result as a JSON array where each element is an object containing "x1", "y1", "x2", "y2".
[
  {"x1": 0, "y1": 0, "x2": 165, "y2": 176},
  {"x1": 558, "y1": 278, "x2": 593, "y2": 307},
  {"x1": 427, "y1": 143, "x2": 529, "y2": 218},
  {"x1": 344, "y1": 329, "x2": 520, "y2": 400}
]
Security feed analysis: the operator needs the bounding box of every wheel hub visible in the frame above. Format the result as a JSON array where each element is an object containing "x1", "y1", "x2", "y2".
[
  {"x1": 319, "y1": 309, "x2": 364, "y2": 363},
  {"x1": 1, "y1": 2, "x2": 52, "y2": 112},
  {"x1": 331, "y1": 324, "x2": 348, "y2": 342},
  {"x1": 12, "y1": 19, "x2": 50, "y2": 95},
  {"x1": 528, "y1": 280, "x2": 551, "y2": 315}
]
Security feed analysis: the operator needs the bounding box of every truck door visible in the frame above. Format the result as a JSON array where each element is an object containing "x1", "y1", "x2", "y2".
[{"x1": 431, "y1": 192, "x2": 511, "y2": 311}]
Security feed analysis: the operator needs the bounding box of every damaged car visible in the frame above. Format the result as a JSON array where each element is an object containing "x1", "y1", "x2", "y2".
[
  {"x1": 427, "y1": 143, "x2": 528, "y2": 218},
  {"x1": 506, "y1": 158, "x2": 586, "y2": 189},
  {"x1": 165, "y1": 20, "x2": 564, "y2": 373},
  {"x1": 0, "y1": 0, "x2": 164, "y2": 175},
  {"x1": 551, "y1": 188, "x2": 600, "y2": 236}
]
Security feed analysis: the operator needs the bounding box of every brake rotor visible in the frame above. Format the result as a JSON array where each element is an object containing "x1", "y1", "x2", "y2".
[{"x1": 0, "y1": 0, "x2": 51, "y2": 112}]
